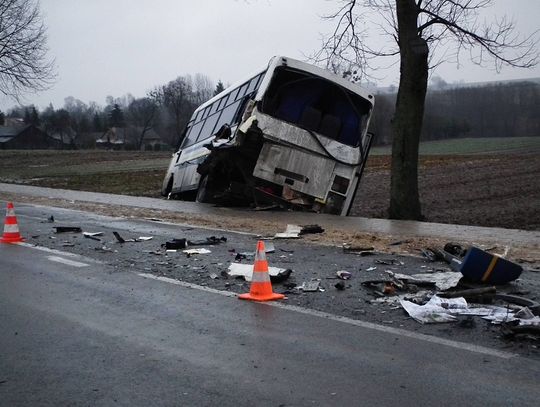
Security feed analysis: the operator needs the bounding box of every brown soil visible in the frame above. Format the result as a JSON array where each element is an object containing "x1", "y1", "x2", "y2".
[
  {"x1": 351, "y1": 154, "x2": 540, "y2": 231},
  {"x1": 0, "y1": 150, "x2": 538, "y2": 231}
]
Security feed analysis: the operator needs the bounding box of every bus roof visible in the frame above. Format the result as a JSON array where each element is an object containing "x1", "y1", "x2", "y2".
[{"x1": 192, "y1": 55, "x2": 374, "y2": 116}]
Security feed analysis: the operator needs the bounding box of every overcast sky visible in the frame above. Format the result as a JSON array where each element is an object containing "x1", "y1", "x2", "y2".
[{"x1": 1, "y1": 0, "x2": 539, "y2": 111}]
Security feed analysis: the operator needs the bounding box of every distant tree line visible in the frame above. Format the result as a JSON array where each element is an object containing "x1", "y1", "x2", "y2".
[
  {"x1": 1, "y1": 76, "x2": 538, "y2": 150},
  {"x1": 1, "y1": 73, "x2": 225, "y2": 150},
  {"x1": 370, "y1": 80, "x2": 540, "y2": 145}
]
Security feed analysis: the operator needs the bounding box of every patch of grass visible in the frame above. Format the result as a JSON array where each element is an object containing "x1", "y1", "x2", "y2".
[{"x1": 370, "y1": 136, "x2": 540, "y2": 156}]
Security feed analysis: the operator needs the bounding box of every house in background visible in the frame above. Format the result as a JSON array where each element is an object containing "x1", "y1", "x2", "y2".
[
  {"x1": 0, "y1": 124, "x2": 56, "y2": 149},
  {"x1": 47, "y1": 127, "x2": 77, "y2": 150},
  {"x1": 96, "y1": 126, "x2": 169, "y2": 150},
  {"x1": 96, "y1": 127, "x2": 127, "y2": 150}
]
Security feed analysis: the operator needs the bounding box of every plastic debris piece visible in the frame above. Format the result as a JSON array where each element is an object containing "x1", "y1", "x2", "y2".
[
  {"x1": 188, "y1": 236, "x2": 227, "y2": 246},
  {"x1": 366, "y1": 267, "x2": 377, "y2": 272},
  {"x1": 183, "y1": 248, "x2": 211, "y2": 255},
  {"x1": 300, "y1": 224, "x2": 324, "y2": 235},
  {"x1": 113, "y1": 231, "x2": 126, "y2": 243},
  {"x1": 83, "y1": 232, "x2": 103, "y2": 237},
  {"x1": 137, "y1": 236, "x2": 153, "y2": 241},
  {"x1": 54, "y1": 226, "x2": 82, "y2": 233},
  {"x1": 162, "y1": 239, "x2": 187, "y2": 250},
  {"x1": 83, "y1": 232, "x2": 102, "y2": 241},
  {"x1": 336, "y1": 270, "x2": 352, "y2": 280},
  {"x1": 299, "y1": 280, "x2": 320, "y2": 292}
]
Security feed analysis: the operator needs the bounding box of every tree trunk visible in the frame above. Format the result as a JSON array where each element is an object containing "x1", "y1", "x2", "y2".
[{"x1": 388, "y1": 0, "x2": 428, "y2": 220}]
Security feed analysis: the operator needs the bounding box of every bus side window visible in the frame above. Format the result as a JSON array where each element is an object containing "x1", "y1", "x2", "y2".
[
  {"x1": 183, "y1": 121, "x2": 204, "y2": 147},
  {"x1": 197, "y1": 113, "x2": 220, "y2": 142},
  {"x1": 236, "y1": 83, "x2": 249, "y2": 100},
  {"x1": 215, "y1": 99, "x2": 242, "y2": 129}
]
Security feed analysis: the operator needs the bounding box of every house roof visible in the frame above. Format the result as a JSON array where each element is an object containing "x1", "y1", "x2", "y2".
[{"x1": 0, "y1": 125, "x2": 29, "y2": 137}]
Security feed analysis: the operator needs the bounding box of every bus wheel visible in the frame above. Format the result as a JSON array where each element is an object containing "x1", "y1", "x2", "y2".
[
  {"x1": 195, "y1": 175, "x2": 213, "y2": 203},
  {"x1": 164, "y1": 176, "x2": 175, "y2": 199}
]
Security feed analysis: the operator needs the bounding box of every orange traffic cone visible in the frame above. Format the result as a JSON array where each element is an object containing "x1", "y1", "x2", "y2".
[
  {"x1": 1, "y1": 202, "x2": 24, "y2": 243},
  {"x1": 239, "y1": 241, "x2": 284, "y2": 302}
]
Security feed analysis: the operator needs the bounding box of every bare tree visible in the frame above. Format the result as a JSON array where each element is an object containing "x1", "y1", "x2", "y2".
[
  {"x1": 127, "y1": 96, "x2": 158, "y2": 150},
  {"x1": 315, "y1": 0, "x2": 538, "y2": 220},
  {"x1": 0, "y1": 0, "x2": 55, "y2": 101}
]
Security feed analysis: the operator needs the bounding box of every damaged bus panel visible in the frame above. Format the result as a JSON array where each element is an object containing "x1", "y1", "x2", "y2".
[{"x1": 161, "y1": 56, "x2": 375, "y2": 216}]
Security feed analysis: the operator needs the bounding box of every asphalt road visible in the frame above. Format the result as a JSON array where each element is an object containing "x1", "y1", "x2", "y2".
[{"x1": 1, "y1": 212, "x2": 539, "y2": 405}]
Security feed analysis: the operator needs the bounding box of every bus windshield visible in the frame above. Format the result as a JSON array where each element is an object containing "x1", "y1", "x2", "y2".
[{"x1": 260, "y1": 67, "x2": 372, "y2": 147}]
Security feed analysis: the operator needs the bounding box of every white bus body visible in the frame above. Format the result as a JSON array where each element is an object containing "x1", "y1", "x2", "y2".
[{"x1": 162, "y1": 56, "x2": 375, "y2": 216}]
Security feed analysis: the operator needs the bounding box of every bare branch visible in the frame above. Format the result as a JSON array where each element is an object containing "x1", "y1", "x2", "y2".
[{"x1": 0, "y1": 0, "x2": 56, "y2": 102}]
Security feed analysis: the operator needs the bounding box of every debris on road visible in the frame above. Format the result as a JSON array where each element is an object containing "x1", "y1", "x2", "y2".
[
  {"x1": 183, "y1": 248, "x2": 212, "y2": 255},
  {"x1": 137, "y1": 236, "x2": 153, "y2": 241},
  {"x1": 162, "y1": 238, "x2": 187, "y2": 250},
  {"x1": 274, "y1": 224, "x2": 302, "y2": 239},
  {"x1": 438, "y1": 286, "x2": 497, "y2": 300},
  {"x1": 409, "y1": 271, "x2": 462, "y2": 291},
  {"x1": 187, "y1": 236, "x2": 227, "y2": 246},
  {"x1": 83, "y1": 232, "x2": 102, "y2": 241},
  {"x1": 113, "y1": 231, "x2": 126, "y2": 243},
  {"x1": 459, "y1": 247, "x2": 523, "y2": 284},
  {"x1": 336, "y1": 270, "x2": 352, "y2": 280},
  {"x1": 299, "y1": 280, "x2": 321, "y2": 292},
  {"x1": 400, "y1": 295, "x2": 514, "y2": 324},
  {"x1": 343, "y1": 245, "x2": 375, "y2": 255},
  {"x1": 227, "y1": 262, "x2": 291, "y2": 282},
  {"x1": 334, "y1": 281, "x2": 347, "y2": 290},
  {"x1": 54, "y1": 226, "x2": 82, "y2": 233},
  {"x1": 299, "y1": 224, "x2": 324, "y2": 235}
]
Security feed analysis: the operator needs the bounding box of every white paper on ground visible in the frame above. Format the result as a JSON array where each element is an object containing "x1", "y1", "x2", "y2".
[
  {"x1": 227, "y1": 262, "x2": 286, "y2": 282},
  {"x1": 409, "y1": 272, "x2": 462, "y2": 290},
  {"x1": 274, "y1": 224, "x2": 302, "y2": 239},
  {"x1": 401, "y1": 295, "x2": 518, "y2": 324}
]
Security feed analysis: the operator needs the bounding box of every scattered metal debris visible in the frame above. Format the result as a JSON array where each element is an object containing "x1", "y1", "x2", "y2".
[
  {"x1": 162, "y1": 239, "x2": 187, "y2": 250},
  {"x1": 299, "y1": 224, "x2": 324, "y2": 235},
  {"x1": 83, "y1": 232, "x2": 102, "y2": 241},
  {"x1": 299, "y1": 280, "x2": 321, "y2": 292},
  {"x1": 54, "y1": 226, "x2": 82, "y2": 233},
  {"x1": 188, "y1": 236, "x2": 227, "y2": 246},
  {"x1": 343, "y1": 245, "x2": 375, "y2": 255},
  {"x1": 113, "y1": 231, "x2": 126, "y2": 243},
  {"x1": 336, "y1": 270, "x2": 352, "y2": 280}
]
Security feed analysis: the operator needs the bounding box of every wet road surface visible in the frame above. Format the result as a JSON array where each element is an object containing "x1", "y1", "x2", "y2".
[{"x1": 1, "y1": 205, "x2": 539, "y2": 406}]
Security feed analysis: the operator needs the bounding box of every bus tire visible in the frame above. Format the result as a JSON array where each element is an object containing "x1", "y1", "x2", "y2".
[
  {"x1": 195, "y1": 175, "x2": 212, "y2": 203},
  {"x1": 163, "y1": 176, "x2": 174, "y2": 198}
]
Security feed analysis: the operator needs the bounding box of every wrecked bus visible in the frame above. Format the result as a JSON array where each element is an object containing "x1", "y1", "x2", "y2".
[{"x1": 161, "y1": 56, "x2": 375, "y2": 215}]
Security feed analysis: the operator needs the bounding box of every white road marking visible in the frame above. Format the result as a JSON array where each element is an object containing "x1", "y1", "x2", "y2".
[
  {"x1": 18, "y1": 242, "x2": 79, "y2": 257},
  {"x1": 137, "y1": 272, "x2": 516, "y2": 360},
  {"x1": 47, "y1": 256, "x2": 89, "y2": 268}
]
